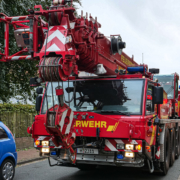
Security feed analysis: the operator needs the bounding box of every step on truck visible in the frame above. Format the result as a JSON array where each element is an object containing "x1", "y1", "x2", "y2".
[{"x1": 0, "y1": 0, "x2": 180, "y2": 176}]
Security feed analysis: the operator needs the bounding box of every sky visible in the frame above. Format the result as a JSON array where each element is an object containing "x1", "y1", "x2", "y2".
[{"x1": 76, "y1": 0, "x2": 180, "y2": 75}]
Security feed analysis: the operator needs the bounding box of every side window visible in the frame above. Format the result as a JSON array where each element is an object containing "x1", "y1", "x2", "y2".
[
  {"x1": 175, "y1": 77, "x2": 178, "y2": 99},
  {"x1": 0, "y1": 127, "x2": 8, "y2": 139},
  {"x1": 146, "y1": 84, "x2": 154, "y2": 114}
]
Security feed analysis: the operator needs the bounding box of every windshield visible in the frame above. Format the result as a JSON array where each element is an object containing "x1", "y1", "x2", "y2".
[
  {"x1": 153, "y1": 75, "x2": 174, "y2": 99},
  {"x1": 41, "y1": 80, "x2": 144, "y2": 115}
]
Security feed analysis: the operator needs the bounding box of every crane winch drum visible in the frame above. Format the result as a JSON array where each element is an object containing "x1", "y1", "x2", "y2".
[{"x1": 111, "y1": 35, "x2": 126, "y2": 55}]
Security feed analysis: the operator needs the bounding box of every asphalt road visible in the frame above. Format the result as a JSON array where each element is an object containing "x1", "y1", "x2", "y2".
[{"x1": 14, "y1": 159, "x2": 180, "y2": 180}]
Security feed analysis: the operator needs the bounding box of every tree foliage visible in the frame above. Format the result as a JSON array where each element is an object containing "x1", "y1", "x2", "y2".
[{"x1": 0, "y1": 0, "x2": 81, "y2": 103}]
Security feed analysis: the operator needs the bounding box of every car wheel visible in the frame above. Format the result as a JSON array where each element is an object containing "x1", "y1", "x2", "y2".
[{"x1": 0, "y1": 159, "x2": 15, "y2": 180}]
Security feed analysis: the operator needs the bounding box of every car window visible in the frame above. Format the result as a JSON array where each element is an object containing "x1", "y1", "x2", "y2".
[{"x1": 0, "y1": 127, "x2": 8, "y2": 139}]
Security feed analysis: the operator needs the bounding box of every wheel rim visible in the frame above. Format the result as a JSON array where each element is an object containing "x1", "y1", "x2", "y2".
[{"x1": 2, "y1": 162, "x2": 14, "y2": 180}]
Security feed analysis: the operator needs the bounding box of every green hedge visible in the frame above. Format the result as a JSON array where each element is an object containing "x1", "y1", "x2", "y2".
[
  {"x1": 0, "y1": 104, "x2": 36, "y2": 138},
  {"x1": 0, "y1": 104, "x2": 36, "y2": 113}
]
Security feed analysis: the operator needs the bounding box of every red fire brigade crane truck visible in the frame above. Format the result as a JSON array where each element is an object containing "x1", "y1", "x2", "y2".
[{"x1": 0, "y1": 0, "x2": 180, "y2": 176}]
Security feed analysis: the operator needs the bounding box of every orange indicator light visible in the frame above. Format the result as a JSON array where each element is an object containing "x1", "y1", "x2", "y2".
[{"x1": 35, "y1": 140, "x2": 40, "y2": 146}]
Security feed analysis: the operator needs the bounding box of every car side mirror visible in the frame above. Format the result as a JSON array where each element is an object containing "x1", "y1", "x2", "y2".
[
  {"x1": 36, "y1": 95, "x2": 42, "y2": 112},
  {"x1": 153, "y1": 86, "x2": 163, "y2": 104}
]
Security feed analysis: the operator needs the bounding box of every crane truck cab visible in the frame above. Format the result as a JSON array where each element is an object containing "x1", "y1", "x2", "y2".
[{"x1": 28, "y1": 68, "x2": 180, "y2": 175}]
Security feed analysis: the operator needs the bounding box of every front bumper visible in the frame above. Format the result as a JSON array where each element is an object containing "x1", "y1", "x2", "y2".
[{"x1": 54, "y1": 149, "x2": 145, "y2": 168}]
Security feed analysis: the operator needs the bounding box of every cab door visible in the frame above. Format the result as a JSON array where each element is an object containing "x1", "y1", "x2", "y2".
[{"x1": 145, "y1": 83, "x2": 156, "y2": 146}]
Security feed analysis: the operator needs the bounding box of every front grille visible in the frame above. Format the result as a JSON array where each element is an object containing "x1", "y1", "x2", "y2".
[{"x1": 75, "y1": 137, "x2": 97, "y2": 146}]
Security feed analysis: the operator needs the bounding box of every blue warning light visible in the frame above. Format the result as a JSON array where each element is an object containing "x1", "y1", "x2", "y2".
[
  {"x1": 117, "y1": 154, "x2": 124, "y2": 159},
  {"x1": 51, "y1": 151, "x2": 57, "y2": 156}
]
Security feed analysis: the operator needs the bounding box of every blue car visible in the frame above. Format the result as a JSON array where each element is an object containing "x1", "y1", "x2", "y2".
[{"x1": 0, "y1": 121, "x2": 17, "y2": 180}]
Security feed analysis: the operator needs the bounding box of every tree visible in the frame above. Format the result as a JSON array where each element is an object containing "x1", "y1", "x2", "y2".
[{"x1": 0, "y1": 0, "x2": 81, "y2": 103}]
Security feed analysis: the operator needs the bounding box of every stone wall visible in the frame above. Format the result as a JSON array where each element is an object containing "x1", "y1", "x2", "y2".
[{"x1": 15, "y1": 137, "x2": 34, "y2": 150}]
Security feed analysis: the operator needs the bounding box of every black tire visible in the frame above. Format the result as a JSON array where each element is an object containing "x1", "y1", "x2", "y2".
[
  {"x1": 160, "y1": 128, "x2": 170, "y2": 175},
  {"x1": 169, "y1": 129, "x2": 175, "y2": 166},
  {"x1": 77, "y1": 164, "x2": 97, "y2": 171},
  {"x1": 175, "y1": 127, "x2": 180, "y2": 159},
  {"x1": 0, "y1": 159, "x2": 15, "y2": 180}
]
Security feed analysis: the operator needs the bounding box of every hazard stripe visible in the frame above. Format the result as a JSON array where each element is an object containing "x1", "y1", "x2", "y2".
[
  {"x1": 65, "y1": 110, "x2": 74, "y2": 134},
  {"x1": 105, "y1": 139, "x2": 118, "y2": 151},
  {"x1": 62, "y1": 109, "x2": 71, "y2": 134},
  {"x1": 59, "y1": 109, "x2": 68, "y2": 131},
  {"x1": 41, "y1": 37, "x2": 65, "y2": 52},
  {"x1": 104, "y1": 139, "x2": 142, "y2": 152},
  {"x1": 114, "y1": 139, "x2": 124, "y2": 144},
  {"x1": 155, "y1": 146, "x2": 160, "y2": 159},
  {"x1": 43, "y1": 29, "x2": 66, "y2": 46},
  {"x1": 11, "y1": 16, "x2": 28, "y2": 21}
]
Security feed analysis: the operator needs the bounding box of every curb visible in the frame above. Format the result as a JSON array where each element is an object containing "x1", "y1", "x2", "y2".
[{"x1": 17, "y1": 157, "x2": 47, "y2": 166}]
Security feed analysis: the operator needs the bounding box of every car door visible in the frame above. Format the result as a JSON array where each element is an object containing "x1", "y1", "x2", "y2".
[{"x1": 0, "y1": 126, "x2": 9, "y2": 159}]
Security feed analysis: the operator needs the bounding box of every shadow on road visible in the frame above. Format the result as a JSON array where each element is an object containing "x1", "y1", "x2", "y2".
[{"x1": 55, "y1": 166, "x2": 167, "y2": 180}]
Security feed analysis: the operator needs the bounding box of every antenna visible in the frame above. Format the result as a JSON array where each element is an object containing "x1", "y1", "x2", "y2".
[{"x1": 142, "y1": 53, "x2": 144, "y2": 64}]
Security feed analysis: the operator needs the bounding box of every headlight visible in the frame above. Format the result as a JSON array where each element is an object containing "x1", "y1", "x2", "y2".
[
  {"x1": 125, "y1": 144, "x2": 134, "y2": 150},
  {"x1": 42, "y1": 141, "x2": 49, "y2": 146},
  {"x1": 117, "y1": 144, "x2": 124, "y2": 150},
  {"x1": 41, "y1": 148, "x2": 50, "y2": 153},
  {"x1": 125, "y1": 152, "x2": 134, "y2": 158}
]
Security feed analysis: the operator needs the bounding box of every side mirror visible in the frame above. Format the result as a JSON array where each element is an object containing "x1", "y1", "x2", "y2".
[
  {"x1": 30, "y1": 77, "x2": 41, "y2": 87},
  {"x1": 36, "y1": 87, "x2": 43, "y2": 94},
  {"x1": 153, "y1": 87, "x2": 163, "y2": 104},
  {"x1": 149, "y1": 68, "x2": 159, "y2": 74},
  {"x1": 36, "y1": 95, "x2": 42, "y2": 112}
]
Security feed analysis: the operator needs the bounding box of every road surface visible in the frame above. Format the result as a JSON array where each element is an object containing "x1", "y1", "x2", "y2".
[{"x1": 14, "y1": 159, "x2": 180, "y2": 180}]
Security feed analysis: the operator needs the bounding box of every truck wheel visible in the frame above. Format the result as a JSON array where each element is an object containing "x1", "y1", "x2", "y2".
[
  {"x1": 0, "y1": 159, "x2": 15, "y2": 180},
  {"x1": 160, "y1": 128, "x2": 170, "y2": 175},
  {"x1": 77, "y1": 164, "x2": 97, "y2": 171},
  {"x1": 175, "y1": 127, "x2": 180, "y2": 159},
  {"x1": 170, "y1": 129, "x2": 175, "y2": 166}
]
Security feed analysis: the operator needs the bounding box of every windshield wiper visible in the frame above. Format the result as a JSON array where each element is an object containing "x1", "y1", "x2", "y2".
[{"x1": 101, "y1": 110, "x2": 130, "y2": 116}]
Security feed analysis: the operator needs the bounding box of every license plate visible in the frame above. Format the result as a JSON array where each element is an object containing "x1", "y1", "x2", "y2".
[{"x1": 77, "y1": 148, "x2": 99, "y2": 154}]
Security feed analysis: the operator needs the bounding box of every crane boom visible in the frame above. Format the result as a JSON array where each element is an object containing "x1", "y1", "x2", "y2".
[
  {"x1": 0, "y1": 0, "x2": 140, "y2": 163},
  {"x1": 0, "y1": 1, "x2": 138, "y2": 81}
]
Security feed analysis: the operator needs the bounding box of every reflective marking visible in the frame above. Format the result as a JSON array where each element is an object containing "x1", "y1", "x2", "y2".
[
  {"x1": 115, "y1": 139, "x2": 124, "y2": 144},
  {"x1": 11, "y1": 56, "x2": 20, "y2": 60},
  {"x1": 131, "y1": 140, "x2": 138, "y2": 144},
  {"x1": 46, "y1": 43, "x2": 61, "y2": 52},
  {"x1": 43, "y1": 29, "x2": 66, "y2": 47},
  {"x1": 25, "y1": 55, "x2": 31, "y2": 59},
  {"x1": 105, "y1": 139, "x2": 118, "y2": 151},
  {"x1": 37, "y1": 136, "x2": 48, "y2": 140},
  {"x1": 65, "y1": 110, "x2": 74, "y2": 134},
  {"x1": 59, "y1": 109, "x2": 68, "y2": 131}
]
